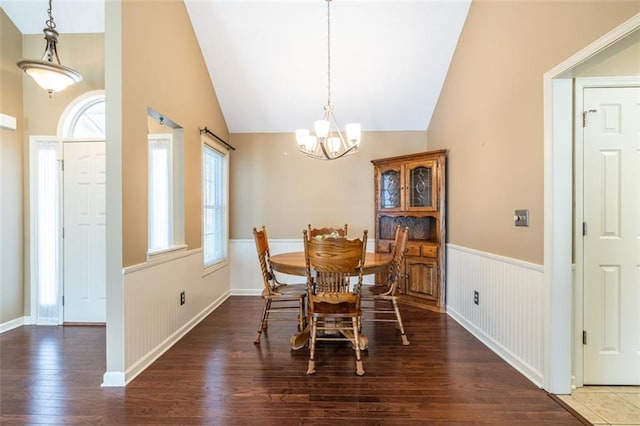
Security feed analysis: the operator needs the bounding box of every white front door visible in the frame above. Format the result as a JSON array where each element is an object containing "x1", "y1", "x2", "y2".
[
  {"x1": 63, "y1": 141, "x2": 106, "y2": 323},
  {"x1": 583, "y1": 86, "x2": 640, "y2": 385}
]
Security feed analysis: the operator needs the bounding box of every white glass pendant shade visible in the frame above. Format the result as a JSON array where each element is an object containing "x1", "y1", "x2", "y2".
[
  {"x1": 327, "y1": 137, "x2": 341, "y2": 153},
  {"x1": 296, "y1": 129, "x2": 310, "y2": 147},
  {"x1": 314, "y1": 120, "x2": 330, "y2": 139},
  {"x1": 306, "y1": 135, "x2": 318, "y2": 151},
  {"x1": 20, "y1": 61, "x2": 82, "y2": 95},
  {"x1": 345, "y1": 123, "x2": 361, "y2": 145}
]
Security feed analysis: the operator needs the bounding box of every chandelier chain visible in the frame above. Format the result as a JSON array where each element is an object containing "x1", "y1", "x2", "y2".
[
  {"x1": 326, "y1": 0, "x2": 331, "y2": 107},
  {"x1": 46, "y1": 0, "x2": 56, "y2": 29}
]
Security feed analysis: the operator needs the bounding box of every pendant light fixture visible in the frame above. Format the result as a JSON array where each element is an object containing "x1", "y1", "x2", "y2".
[
  {"x1": 296, "y1": 0, "x2": 361, "y2": 161},
  {"x1": 17, "y1": 0, "x2": 82, "y2": 98}
]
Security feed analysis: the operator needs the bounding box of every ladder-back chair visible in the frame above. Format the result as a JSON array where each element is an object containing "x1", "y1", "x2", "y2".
[
  {"x1": 303, "y1": 229, "x2": 367, "y2": 376},
  {"x1": 253, "y1": 226, "x2": 307, "y2": 345},
  {"x1": 362, "y1": 225, "x2": 410, "y2": 345}
]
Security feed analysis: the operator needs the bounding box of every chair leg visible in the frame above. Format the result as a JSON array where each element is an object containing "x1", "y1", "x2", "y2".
[
  {"x1": 253, "y1": 299, "x2": 269, "y2": 344},
  {"x1": 392, "y1": 298, "x2": 410, "y2": 346},
  {"x1": 263, "y1": 299, "x2": 272, "y2": 329},
  {"x1": 298, "y1": 296, "x2": 305, "y2": 332},
  {"x1": 306, "y1": 317, "x2": 317, "y2": 375},
  {"x1": 352, "y1": 316, "x2": 365, "y2": 376}
]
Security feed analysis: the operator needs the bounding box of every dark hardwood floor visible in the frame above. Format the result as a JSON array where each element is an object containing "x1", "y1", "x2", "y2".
[{"x1": 1, "y1": 296, "x2": 582, "y2": 425}]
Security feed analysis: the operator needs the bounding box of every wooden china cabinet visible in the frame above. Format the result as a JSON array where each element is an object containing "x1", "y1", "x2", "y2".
[{"x1": 371, "y1": 150, "x2": 447, "y2": 312}]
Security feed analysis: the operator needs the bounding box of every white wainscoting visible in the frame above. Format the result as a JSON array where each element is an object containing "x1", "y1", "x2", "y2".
[
  {"x1": 446, "y1": 244, "x2": 545, "y2": 387},
  {"x1": 230, "y1": 239, "x2": 376, "y2": 295},
  {"x1": 121, "y1": 248, "x2": 230, "y2": 384}
]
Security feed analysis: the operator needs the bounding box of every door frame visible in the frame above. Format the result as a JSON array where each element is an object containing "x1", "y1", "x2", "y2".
[
  {"x1": 543, "y1": 14, "x2": 640, "y2": 394},
  {"x1": 573, "y1": 77, "x2": 640, "y2": 387}
]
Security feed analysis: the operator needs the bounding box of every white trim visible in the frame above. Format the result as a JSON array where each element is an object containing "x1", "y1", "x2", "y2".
[
  {"x1": 101, "y1": 371, "x2": 126, "y2": 387},
  {"x1": 146, "y1": 243, "x2": 188, "y2": 262},
  {"x1": 447, "y1": 244, "x2": 543, "y2": 272},
  {"x1": 543, "y1": 13, "x2": 640, "y2": 394},
  {"x1": 0, "y1": 317, "x2": 26, "y2": 334},
  {"x1": 202, "y1": 259, "x2": 230, "y2": 277},
  {"x1": 0, "y1": 113, "x2": 17, "y2": 130},
  {"x1": 57, "y1": 90, "x2": 105, "y2": 138},
  {"x1": 120, "y1": 290, "x2": 230, "y2": 386},
  {"x1": 125, "y1": 246, "x2": 199, "y2": 275}
]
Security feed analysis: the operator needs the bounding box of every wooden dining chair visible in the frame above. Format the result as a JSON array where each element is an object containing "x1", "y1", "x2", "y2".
[
  {"x1": 303, "y1": 229, "x2": 368, "y2": 376},
  {"x1": 253, "y1": 226, "x2": 307, "y2": 345},
  {"x1": 306, "y1": 224, "x2": 348, "y2": 240},
  {"x1": 361, "y1": 225, "x2": 410, "y2": 345}
]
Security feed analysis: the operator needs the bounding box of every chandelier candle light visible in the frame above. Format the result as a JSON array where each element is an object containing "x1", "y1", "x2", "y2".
[
  {"x1": 296, "y1": 0, "x2": 361, "y2": 160},
  {"x1": 17, "y1": 0, "x2": 82, "y2": 98}
]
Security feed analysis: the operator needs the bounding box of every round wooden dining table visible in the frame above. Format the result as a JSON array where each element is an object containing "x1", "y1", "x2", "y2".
[
  {"x1": 269, "y1": 251, "x2": 393, "y2": 350},
  {"x1": 270, "y1": 251, "x2": 392, "y2": 276}
]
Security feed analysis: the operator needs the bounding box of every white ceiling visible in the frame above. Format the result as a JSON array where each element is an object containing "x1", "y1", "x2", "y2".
[{"x1": 1, "y1": 0, "x2": 470, "y2": 133}]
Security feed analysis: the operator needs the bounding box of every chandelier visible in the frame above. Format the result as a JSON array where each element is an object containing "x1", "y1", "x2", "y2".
[
  {"x1": 296, "y1": 0, "x2": 361, "y2": 161},
  {"x1": 17, "y1": 0, "x2": 82, "y2": 98}
]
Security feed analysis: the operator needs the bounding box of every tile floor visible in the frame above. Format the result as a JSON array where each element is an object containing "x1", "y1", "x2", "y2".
[{"x1": 558, "y1": 386, "x2": 640, "y2": 425}]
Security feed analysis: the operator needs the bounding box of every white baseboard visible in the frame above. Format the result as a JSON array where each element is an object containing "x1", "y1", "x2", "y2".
[
  {"x1": 0, "y1": 316, "x2": 26, "y2": 334},
  {"x1": 101, "y1": 371, "x2": 126, "y2": 387}
]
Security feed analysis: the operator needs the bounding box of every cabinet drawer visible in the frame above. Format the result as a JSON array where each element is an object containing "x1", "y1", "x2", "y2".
[
  {"x1": 421, "y1": 245, "x2": 438, "y2": 258},
  {"x1": 377, "y1": 241, "x2": 393, "y2": 253},
  {"x1": 405, "y1": 245, "x2": 421, "y2": 257}
]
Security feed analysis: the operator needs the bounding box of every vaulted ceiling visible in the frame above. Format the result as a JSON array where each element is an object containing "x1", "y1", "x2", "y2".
[{"x1": 1, "y1": 0, "x2": 470, "y2": 133}]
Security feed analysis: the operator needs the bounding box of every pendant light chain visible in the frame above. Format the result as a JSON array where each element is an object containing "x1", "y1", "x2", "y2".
[
  {"x1": 46, "y1": 0, "x2": 56, "y2": 29},
  {"x1": 326, "y1": 0, "x2": 331, "y2": 107},
  {"x1": 295, "y1": 0, "x2": 361, "y2": 160}
]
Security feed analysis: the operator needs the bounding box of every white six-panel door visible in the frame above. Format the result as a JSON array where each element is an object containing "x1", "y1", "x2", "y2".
[
  {"x1": 583, "y1": 86, "x2": 640, "y2": 385},
  {"x1": 63, "y1": 141, "x2": 106, "y2": 323}
]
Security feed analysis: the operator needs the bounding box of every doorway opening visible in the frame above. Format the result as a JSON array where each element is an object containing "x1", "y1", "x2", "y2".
[{"x1": 544, "y1": 16, "x2": 640, "y2": 394}]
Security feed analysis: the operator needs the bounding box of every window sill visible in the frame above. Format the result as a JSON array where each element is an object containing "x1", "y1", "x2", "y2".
[
  {"x1": 147, "y1": 244, "x2": 188, "y2": 262},
  {"x1": 203, "y1": 258, "x2": 229, "y2": 277}
]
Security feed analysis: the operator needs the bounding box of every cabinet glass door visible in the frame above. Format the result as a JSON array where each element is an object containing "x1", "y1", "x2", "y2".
[
  {"x1": 406, "y1": 160, "x2": 436, "y2": 211},
  {"x1": 380, "y1": 168, "x2": 402, "y2": 210}
]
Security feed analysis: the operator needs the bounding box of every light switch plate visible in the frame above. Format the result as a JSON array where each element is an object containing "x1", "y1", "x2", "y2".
[{"x1": 514, "y1": 209, "x2": 529, "y2": 227}]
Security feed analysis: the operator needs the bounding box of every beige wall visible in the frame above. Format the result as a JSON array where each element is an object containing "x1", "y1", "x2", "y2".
[
  {"x1": 229, "y1": 131, "x2": 427, "y2": 239},
  {"x1": 121, "y1": 0, "x2": 227, "y2": 267},
  {"x1": 427, "y1": 1, "x2": 640, "y2": 264},
  {"x1": 0, "y1": 9, "x2": 24, "y2": 323}
]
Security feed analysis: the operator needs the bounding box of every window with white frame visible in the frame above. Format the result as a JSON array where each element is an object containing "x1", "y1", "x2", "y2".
[
  {"x1": 203, "y1": 140, "x2": 228, "y2": 267},
  {"x1": 31, "y1": 138, "x2": 61, "y2": 324}
]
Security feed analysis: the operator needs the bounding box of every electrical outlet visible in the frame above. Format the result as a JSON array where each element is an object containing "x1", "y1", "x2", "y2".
[
  {"x1": 180, "y1": 291, "x2": 185, "y2": 305},
  {"x1": 473, "y1": 291, "x2": 479, "y2": 305}
]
